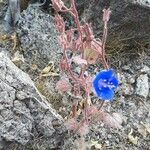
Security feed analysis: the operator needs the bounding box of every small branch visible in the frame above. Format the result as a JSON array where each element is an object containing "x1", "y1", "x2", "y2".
[{"x1": 98, "y1": 101, "x2": 105, "y2": 110}]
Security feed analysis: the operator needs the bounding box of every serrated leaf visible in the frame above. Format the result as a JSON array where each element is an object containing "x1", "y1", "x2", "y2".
[
  {"x1": 72, "y1": 56, "x2": 87, "y2": 65},
  {"x1": 84, "y1": 48, "x2": 99, "y2": 64},
  {"x1": 128, "y1": 129, "x2": 138, "y2": 145},
  {"x1": 56, "y1": 78, "x2": 71, "y2": 92}
]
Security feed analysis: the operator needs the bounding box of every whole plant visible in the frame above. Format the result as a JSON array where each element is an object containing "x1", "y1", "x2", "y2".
[{"x1": 53, "y1": 0, "x2": 121, "y2": 135}]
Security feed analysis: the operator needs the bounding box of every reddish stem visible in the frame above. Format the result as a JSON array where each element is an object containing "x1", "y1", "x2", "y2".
[
  {"x1": 98, "y1": 101, "x2": 105, "y2": 110},
  {"x1": 101, "y1": 21, "x2": 109, "y2": 69}
]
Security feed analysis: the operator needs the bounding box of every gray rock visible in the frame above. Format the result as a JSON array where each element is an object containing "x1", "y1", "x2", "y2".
[
  {"x1": 4, "y1": 0, "x2": 20, "y2": 31},
  {"x1": 128, "y1": 76, "x2": 135, "y2": 84},
  {"x1": 135, "y1": 74, "x2": 149, "y2": 98},
  {"x1": 0, "y1": 52, "x2": 64, "y2": 149},
  {"x1": 1, "y1": 3, "x2": 64, "y2": 116},
  {"x1": 131, "y1": 0, "x2": 150, "y2": 7},
  {"x1": 77, "y1": 0, "x2": 150, "y2": 48},
  {"x1": 2, "y1": 5, "x2": 62, "y2": 80},
  {"x1": 17, "y1": 5, "x2": 61, "y2": 76},
  {"x1": 1, "y1": 5, "x2": 64, "y2": 112}
]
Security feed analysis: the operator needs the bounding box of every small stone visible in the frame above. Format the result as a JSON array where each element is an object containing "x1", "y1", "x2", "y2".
[
  {"x1": 126, "y1": 74, "x2": 135, "y2": 84},
  {"x1": 128, "y1": 77, "x2": 135, "y2": 84},
  {"x1": 136, "y1": 74, "x2": 149, "y2": 98}
]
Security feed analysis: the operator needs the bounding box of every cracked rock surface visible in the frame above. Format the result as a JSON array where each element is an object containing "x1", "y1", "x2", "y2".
[
  {"x1": 136, "y1": 74, "x2": 149, "y2": 98},
  {"x1": 17, "y1": 6, "x2": 61, "y2": 78},
  {"x1": 0, "y1": 52, "x2": 64, "y2": 149}
]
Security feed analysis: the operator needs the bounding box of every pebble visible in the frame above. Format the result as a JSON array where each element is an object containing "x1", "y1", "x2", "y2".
[{"x1": 135, "y1": 74, "x2": 149, "y2": 98}]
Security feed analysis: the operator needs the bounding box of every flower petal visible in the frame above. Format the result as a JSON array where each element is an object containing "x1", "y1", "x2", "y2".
[
  {"x1": 92, "y1": 69, "x2": 118, "y2": 101},
  {"x1": 93, "y1": 69, "x2": 114, "y2": 90},
  {"x1": 94, "y1": 69, "x2": 113, "y2": 80},
  {"x1": 98, "y1": 87, "x2": 114, "y2": 100},
  {"x1": 109, "y1": 76, "x2": 119, "y2": 90},
  {"x1": 93, "y1": 77, "x2": 101, "y2": 96}
]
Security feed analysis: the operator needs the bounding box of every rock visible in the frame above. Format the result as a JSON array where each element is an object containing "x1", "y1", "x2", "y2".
[
  {"x1": 0, "y1": 5, "x2": 64, "y2": 110},
  {"x1": 135, "y1": 74, "x2": 149, "y2": 98},
  {"x1": 77, "y1": 0, "x2": 150, "y2": 50},
  {"x1": 0, "y1": 0, "x2": 7, "y2": 22},
  {"x1": 1, "y1": 5, "x2": 62, "y2": 75},
  {"x1": 16, "y1": 5, "x2": 61, "y2": 78},
  {"x1": 131, "y1": 0, "x2": 150, "y2": 7},
  {"x1": 0, "y1": 52, "x2": 65, "y2": 149},
  {"x1": 128, "y1": 76, "x2": 135, "y2": 84}
]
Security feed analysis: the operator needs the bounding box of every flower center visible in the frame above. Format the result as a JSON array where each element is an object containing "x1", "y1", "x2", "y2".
[{"x1": 98, "y1": 79, "x2": 114, "y2": 89}]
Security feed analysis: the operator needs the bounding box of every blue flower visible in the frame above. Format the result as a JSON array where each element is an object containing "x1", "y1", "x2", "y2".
[{"x1": 93, "y1": 69, "x2": 119, "y2": 101}]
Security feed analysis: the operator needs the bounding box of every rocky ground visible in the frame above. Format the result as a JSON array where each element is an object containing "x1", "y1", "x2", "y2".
[
  {"x1": 0, "y1": 0, "x2": 149, "y2": 150},
  {"x1": 87, "y1": 56, "x2": 150, "y2": 150}
]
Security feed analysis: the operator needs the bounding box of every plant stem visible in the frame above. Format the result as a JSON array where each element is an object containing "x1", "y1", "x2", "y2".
[
  {"x1": 98, "y1": 101, "x2": 105, "y2": 110},
  {"x1": 101, "y1": 21, "x2": 109, "y2": 69}
]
